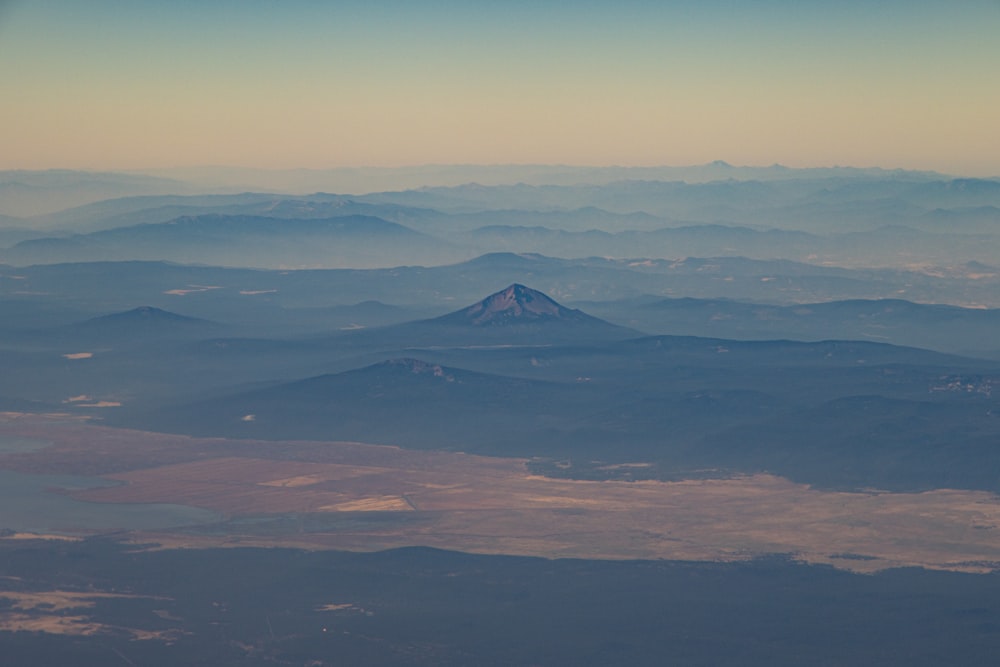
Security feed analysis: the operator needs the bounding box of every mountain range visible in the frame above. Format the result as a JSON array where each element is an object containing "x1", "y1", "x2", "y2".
[
  {"x1": 64, "y1": 282, "x2": 991, "y2": 496},
  {"x1": 6, "y1": 164, "x2": 1000, "y2": 665},
  {"x1": 4, "y1": 168, "x2": 1000, "y2": 269}
]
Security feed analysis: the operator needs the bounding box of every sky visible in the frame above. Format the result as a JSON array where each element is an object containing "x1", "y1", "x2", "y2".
[{"x1": 1, "y1": 0, "x2": 999, "y2": 175}]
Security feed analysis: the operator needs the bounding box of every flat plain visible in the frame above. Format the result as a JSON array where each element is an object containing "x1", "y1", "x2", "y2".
[{"x1": 4, "y1": 413, "x2": 1000, "y2": 573}]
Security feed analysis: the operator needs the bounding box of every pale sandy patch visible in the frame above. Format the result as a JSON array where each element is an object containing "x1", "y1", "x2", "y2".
[
  {"x1": 259, "y1": 475, "x2": 325, "y2": 488},
  {"x1": 0, "y1": 591, "x2": 165, "y2": 613},
  {"x1": 164, "y1": 285, "x2": 223, "y2": 296},
  {"x1": 319, "y1": 496, "x2": 413, "y2": 512},
  {"x1": 0, "y1": 591, "x2": 181, "y2": 639},
  {"x1": 597, "y1": 462, "x2": 654, "y2": 470},
  {"x1": 1, "y1": 532, "x2": 81, "y2": 542},
  {"x1": 0, "y1": 613, "x2": 104, "y2": 636}
]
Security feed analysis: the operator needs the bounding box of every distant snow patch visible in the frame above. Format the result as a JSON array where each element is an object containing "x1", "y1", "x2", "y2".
[
  {"x1": 62, "y1": 352, "x2": 93, "y2": 360},
  {"x1": 164, "y1": 285, "x2": 223, "y2": 296}
]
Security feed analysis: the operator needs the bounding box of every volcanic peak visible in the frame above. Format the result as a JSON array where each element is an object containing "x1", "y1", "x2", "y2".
[
  {"x1": 85, "y1": 305, "x2": 208, "y2": 325},
  {"x1": 379, "y1": 358, "x2": 451, "y2": 377},
  {"x1": 458, "y1": 283, "x2": 580, "y2": 326}
]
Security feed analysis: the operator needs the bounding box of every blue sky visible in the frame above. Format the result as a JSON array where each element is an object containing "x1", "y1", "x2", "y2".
[{"x1": 1, "y1": 0, "x2": 998, "y2": 174}]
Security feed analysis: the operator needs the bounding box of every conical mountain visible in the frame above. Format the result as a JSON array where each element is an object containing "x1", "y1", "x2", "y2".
[
  {"x1": 70, "y1": 306, "x2": 220, "y2": 343},
  {"x1": 83, "y1": 305, "x2": 210, "y2": 327},
  {"x1": 327, "y1": 284, "x2": 640, "y2": 348},
  {"x1": 432, "y1": 283, "x2": 621, "y2": 329}
]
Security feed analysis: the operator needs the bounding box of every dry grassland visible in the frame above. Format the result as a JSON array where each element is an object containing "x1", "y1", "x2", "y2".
[
  {"x1": 0, "y1": 590, "x2": 175, "y2": 640},
  {"x1": 3, "y1": 414, "x2": 1000, "y2": 573}
]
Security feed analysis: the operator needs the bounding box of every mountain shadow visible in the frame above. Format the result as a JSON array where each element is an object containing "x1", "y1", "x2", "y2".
[{"x1": 141, "y1": 357, "x2": 592, "y2": 455}]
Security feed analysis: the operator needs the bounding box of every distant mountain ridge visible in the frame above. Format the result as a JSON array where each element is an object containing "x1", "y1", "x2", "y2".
[
  {"x1": 70, "y1": 306, "x2": 220, "y2": 343},
  {"x1": 82, "y1": 305, "x2": 211, "y2": 328},
  {"x1": 0, "y1": 169, "x2": 197, "y2": 217},
  {"x1": 580, "y1": 296, "x2": 1000, "y2": 359},
  {"x1": 2, "y1": 213, "x2": 456, "y2": 268}
]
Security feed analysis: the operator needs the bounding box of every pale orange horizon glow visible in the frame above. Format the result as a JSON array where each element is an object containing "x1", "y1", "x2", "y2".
[{"x1": 1, "y1": 1, "x2": 998, "y2": 176}]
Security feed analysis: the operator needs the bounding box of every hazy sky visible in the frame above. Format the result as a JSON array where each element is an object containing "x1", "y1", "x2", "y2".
[{"x1": 2, "y1": 0, "x2": 998, "y2": 175}]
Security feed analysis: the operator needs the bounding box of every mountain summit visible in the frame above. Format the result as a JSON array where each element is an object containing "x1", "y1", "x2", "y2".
[
  {"x1": 435, "y1": 284, "x2": 598, "y2": 327},
  {"x1": 72, "y1": 306, "x2": 218, "y2": 342},
  {"x1": 82, "y1": 306, "x2": 210, "y2": 328}
]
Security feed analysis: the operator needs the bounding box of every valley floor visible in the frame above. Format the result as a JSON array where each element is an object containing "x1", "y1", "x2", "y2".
[{"x1": 3, "y1": 413, "x2": 999, "y2": 573}]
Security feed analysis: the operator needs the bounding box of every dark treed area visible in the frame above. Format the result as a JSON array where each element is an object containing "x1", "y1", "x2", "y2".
[{"x1": 3, "y1": 539, "x2": 1000, "y2": 667}]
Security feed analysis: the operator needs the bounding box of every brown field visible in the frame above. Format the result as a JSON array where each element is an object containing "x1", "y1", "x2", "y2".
[
  {"x1": 0, "y1": 590, "x2": 175, "y2": 640},
  {"x1": 3, "y1": 413, "x2": 1000, "y2": 573}
]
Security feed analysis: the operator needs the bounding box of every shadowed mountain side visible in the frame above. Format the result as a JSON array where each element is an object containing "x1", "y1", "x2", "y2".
[
  {"x1": 140, "y1": 358, "x2": 596, "y2": 455},
  {"x1": 423, "y1": 334, "x2": 982, "y2": 378},
  {"x1": 122, "y1": 332, "x2": 1000, "y2": 493},
  {"x1": 127, "y1": 330, "x2": 982, "y2": 420},
  {"x1": 699, "y1": 395, "x2": 1000, "y2": 492},
  {"x1": 403, "y1": 336, "x2": 992, "y2": 419},
  {"x1": 580, "y1": 297, "x2": 1000, "y2": 359}
]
